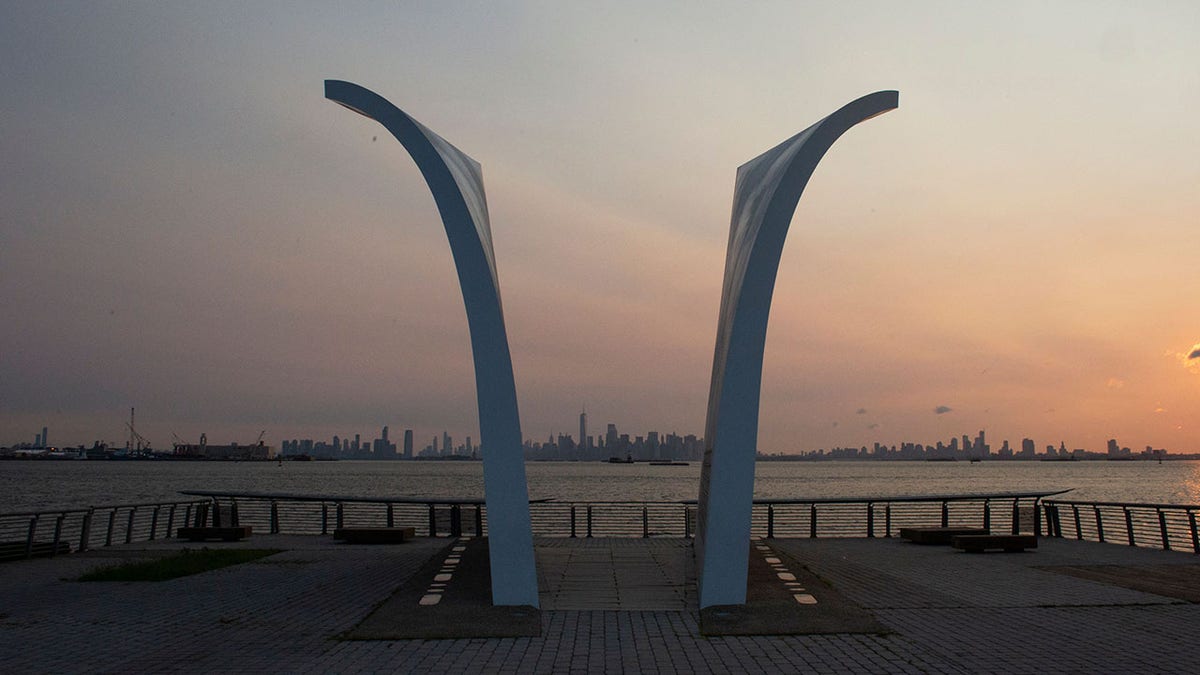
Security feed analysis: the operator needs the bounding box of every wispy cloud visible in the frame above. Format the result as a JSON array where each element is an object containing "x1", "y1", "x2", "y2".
[
  {"x1": 934, "y1": 406, "x2": 953, "y2": 415},
  {"x1": 856, "y1": 408, "x2": 868, "y2": 415}
]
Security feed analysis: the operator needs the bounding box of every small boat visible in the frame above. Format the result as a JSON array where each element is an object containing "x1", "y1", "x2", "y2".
[{"x1": 607, "y1": 455, "x2": 634, "y2": 464}]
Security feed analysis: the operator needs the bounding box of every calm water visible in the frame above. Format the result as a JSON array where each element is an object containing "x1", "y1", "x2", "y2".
[{"x1": 2, "y1": 460, "x2": 1199, "y2": 513}]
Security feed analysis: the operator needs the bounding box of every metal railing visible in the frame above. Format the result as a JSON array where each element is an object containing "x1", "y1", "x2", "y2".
[
  {"x1": 1043, "y1": 499, "x2": 1200, "y2": 553},
  {"x1": 0, "y1": 489, "x2": 1076, "y2": 562},
  {"x1": 174, "y1": 489, "x2": 1067, "y2": 540},
  {"x1": 0, "y1": 499, "x2": 209, "y2": 561}
]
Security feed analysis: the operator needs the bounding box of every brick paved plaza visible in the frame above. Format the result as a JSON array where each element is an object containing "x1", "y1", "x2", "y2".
[{"x1": 2, "y1": 534, "x2": 1198, "y2": 673}]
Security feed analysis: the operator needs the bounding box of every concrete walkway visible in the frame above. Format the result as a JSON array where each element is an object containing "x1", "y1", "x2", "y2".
[{"x1": 1, "y1": 535, "x2": 1198, "y2": 673}]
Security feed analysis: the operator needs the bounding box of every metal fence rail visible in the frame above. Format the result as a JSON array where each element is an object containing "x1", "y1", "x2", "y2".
[
  {"x1": 183, "y1": 489, "x2": 1064, "y2": 539},
  {"x1": 1043, "y1": 499, "x2": 1200, "y2": 553},
  {"x1": 1, "y1": 489, "x2": 1077, "y2": 562},
  {"x1": 0, "y1": 500, "x2": 209, "y2": 561}
]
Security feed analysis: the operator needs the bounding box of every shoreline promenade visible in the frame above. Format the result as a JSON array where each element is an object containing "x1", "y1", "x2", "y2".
[{"x1": 2, "y1": 535, "x2": 1198, "y2": 673}]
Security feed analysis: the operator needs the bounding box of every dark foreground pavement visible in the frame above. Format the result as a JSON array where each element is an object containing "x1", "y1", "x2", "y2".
[{"x1": 2, "y1": 534, "x2": 1198, "y2": 673}]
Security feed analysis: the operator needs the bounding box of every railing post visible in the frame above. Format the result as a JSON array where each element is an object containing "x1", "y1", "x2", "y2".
[
  {"x1": 1034, "y1": 502, "x2": 1043, "y2": 537},
  {"x1": 25, "y1": 515, "x2": 38, "y2": 559},
  {"x1": 150, "y1": 506, "x2": 160, "y2": 540},
  {"x1": 230, "y1": 499, "x2": 239, "y2": 527},
  {"x1": 451, "y1": 505, "x2": 462, "y2": 537},
  {"x1": 166, "y1": 505, "x2": 176, "y2": 539},
  {"x1": 336, "y1": 503, "x2": 344, "y2": 530},
  {"x1": 475, "y1": 504, "x2": 484, "y2": 536},
  {"x1": 586, "y1": 505, "x2": 593, "y2": 538},
  {"x1": 270, "y1": 501, "x2": 280, "y2": 534},
  {"x1": 642, "y1": 506, "x2": 649, "y2": 538},
  {"x1": 809, "y1": 504, "x2": 817, "y2": 538},
  {"x1": 684, "y1": 506, "x2": 691, "y2": 539},
  {"x1": 386, "y1": 503, "x2": 394, "y2": 528},
  {"x1": 941, "y1": 501, "x2": 949, "y2": 528},
  {"x1": 866, "y1": 503, "x2": 874, "y2": 538},
  {"x1": 1189, "y1": 511, "x2": 1198, "y2": 554},
  {"x1": 1124, "y1": 507, "x2": 1135, "y2": 546},
  {"x1": 1158, "y1": 509, "x2": 1170, "y2": 551},
  {"x1": 80, "y1": 509, "x2": 93, "y2": 552},
  {"x1": 570, "y1": 506, "x2": 577, "y2": 538},
  {"x1": 106, "y1": 509, "x2": 116, "y2": 546},
  {"x1": 321, "y1": 503, "x2": 329, "y2": 535},
  {"x1": 983, "y1": 499, "x2": 990, "y2": 532},
  {"x1": 767, "y1": 505, "x2": 775, "y2": 539},
  {"x1": 1072, "y1": 505, "x2": 1082, "y2": 540},
  {"x1": 1010, "y1": 500, "x2": 1020, "y2": 535},
  {"x1": 52, "y1": 514, "x2": 65, "y2": 557},
  {"x1": 125, "y1": 507, "x2": 136, "y2": 544},
  {"x1": 427, "y1": 504, "x2": 436, "y2": 537},
  {"x1": 885, "y1": 504, "x2": 892, "y2": 538},
  {"x1": 212, "y1": 500, "x2": 221, "y2": 528},
  {"x1": 1093, "y1": 506, "x2": 1105, "y2": 542}
]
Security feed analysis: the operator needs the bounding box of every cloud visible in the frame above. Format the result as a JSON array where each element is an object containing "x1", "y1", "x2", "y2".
[
  {"x1": 1105, "y1": 377, "x2": 1125, "y2": 389},
  {"x1": 856, "y1": 408, "x2": 868, "y2": 415},
  {"x1": 867, "y1": 423, "x2": 879, "y2": 430},
  {"x1": 934, "y1": 406, "x2": 953, "y2": 415},
  {"x1": 1179, "y1": 344, "x2": 1200, "y2": 373}
]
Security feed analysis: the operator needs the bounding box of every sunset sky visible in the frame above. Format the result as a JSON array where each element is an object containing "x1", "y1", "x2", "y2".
[{"x1": 2, "y1": 2, "x2": 1197, "y2": 454}]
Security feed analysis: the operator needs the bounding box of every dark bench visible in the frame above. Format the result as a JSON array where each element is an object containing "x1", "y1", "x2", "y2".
[
  {"x1": 953, "y1": 534, "x2": 1037, "y2": 553},
  {"x1": 899, "y1": 527, "x2": 990, "y2": 545},
  {"x1": 333, "y1": 527, "x2": 416, "y2": 544},
  {"x1": 176, "y1": 526, "x2": 252, "y2": 542}
]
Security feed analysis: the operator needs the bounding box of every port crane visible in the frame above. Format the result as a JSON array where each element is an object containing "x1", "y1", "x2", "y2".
[{"x1": 126, "y1": 407, "x2": 152, "y2": 452}]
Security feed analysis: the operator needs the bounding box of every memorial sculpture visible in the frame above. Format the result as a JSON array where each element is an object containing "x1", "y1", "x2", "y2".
[
  {"x1": 696, "y1": 91, "x2": 899, "y2": 608},
  {"x1": 324, "y1": 80, "x2": 538, "y2": 607}
]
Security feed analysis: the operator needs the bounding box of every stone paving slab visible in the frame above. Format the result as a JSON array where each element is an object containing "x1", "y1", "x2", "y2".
[{"x1": 1, "y1": 535, "x2": 1198, "y2": 673}]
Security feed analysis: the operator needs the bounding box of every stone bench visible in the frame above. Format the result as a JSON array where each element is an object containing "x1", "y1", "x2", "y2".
[
  {"x1": 176, "y1": 526, "x2": 252, "y2": 542},
  {"x1": 333, "y1": 527, "x2": 416, "y2": 544},
  {"x1": 899, "y1": 527, "x2": 990, "y2": 545},
  {"x1": 953, "y1": 534, "x2": 1037, "y2": 553}
]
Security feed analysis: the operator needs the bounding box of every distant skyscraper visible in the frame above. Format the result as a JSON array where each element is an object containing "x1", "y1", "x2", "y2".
[
  {"x1": 443, "y1": 431, "x2": 452, "y2": 456},
  {"x1": 403, "y1": 429, "x2": 414, "y2": 459},
  {"x1": 42, "y1": 426, "x2": 48, "y2": 448},
  {"x1": 579, "y1": 409, "x2": 587, "y2": 454},
  {"x1": 382, "y1": 426, "x2": 389, "y2": 442}
]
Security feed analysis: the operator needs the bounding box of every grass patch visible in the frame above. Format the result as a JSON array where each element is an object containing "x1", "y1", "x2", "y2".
[{"x1": 79, "y1": 548, "x2": 282, "y2": 582}]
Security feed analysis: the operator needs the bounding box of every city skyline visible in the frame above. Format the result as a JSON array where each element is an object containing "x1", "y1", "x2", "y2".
[{"x1": 2, "y1": 4, "x2": 1198, "y2": 454}]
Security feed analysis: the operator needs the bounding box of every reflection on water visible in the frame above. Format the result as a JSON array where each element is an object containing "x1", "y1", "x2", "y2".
[
  {"x1": 1, "y1": 459, "x2": 1198, "y2": 512},
  {"x1": 1180, "y1": 462, "x2": 1200, "y2": 504}
]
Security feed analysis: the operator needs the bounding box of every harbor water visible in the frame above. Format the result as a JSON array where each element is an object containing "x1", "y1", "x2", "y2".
[{"x1": 2, "y1": 459, "x2": 1198, "y2": 513}]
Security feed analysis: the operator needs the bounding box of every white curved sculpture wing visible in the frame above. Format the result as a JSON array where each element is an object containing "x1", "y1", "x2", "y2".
[
  {"x1": 697, "y1": 91, "x2": 899, "y2": 608},
  {"x1": 325, "y1": 80, "x2": 537, "y2": 607}
]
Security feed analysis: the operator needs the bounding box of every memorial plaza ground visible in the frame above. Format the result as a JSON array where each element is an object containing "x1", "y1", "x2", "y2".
[{"x1": 2, "y1": 533, "x2": 1199, "y2": 673}]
